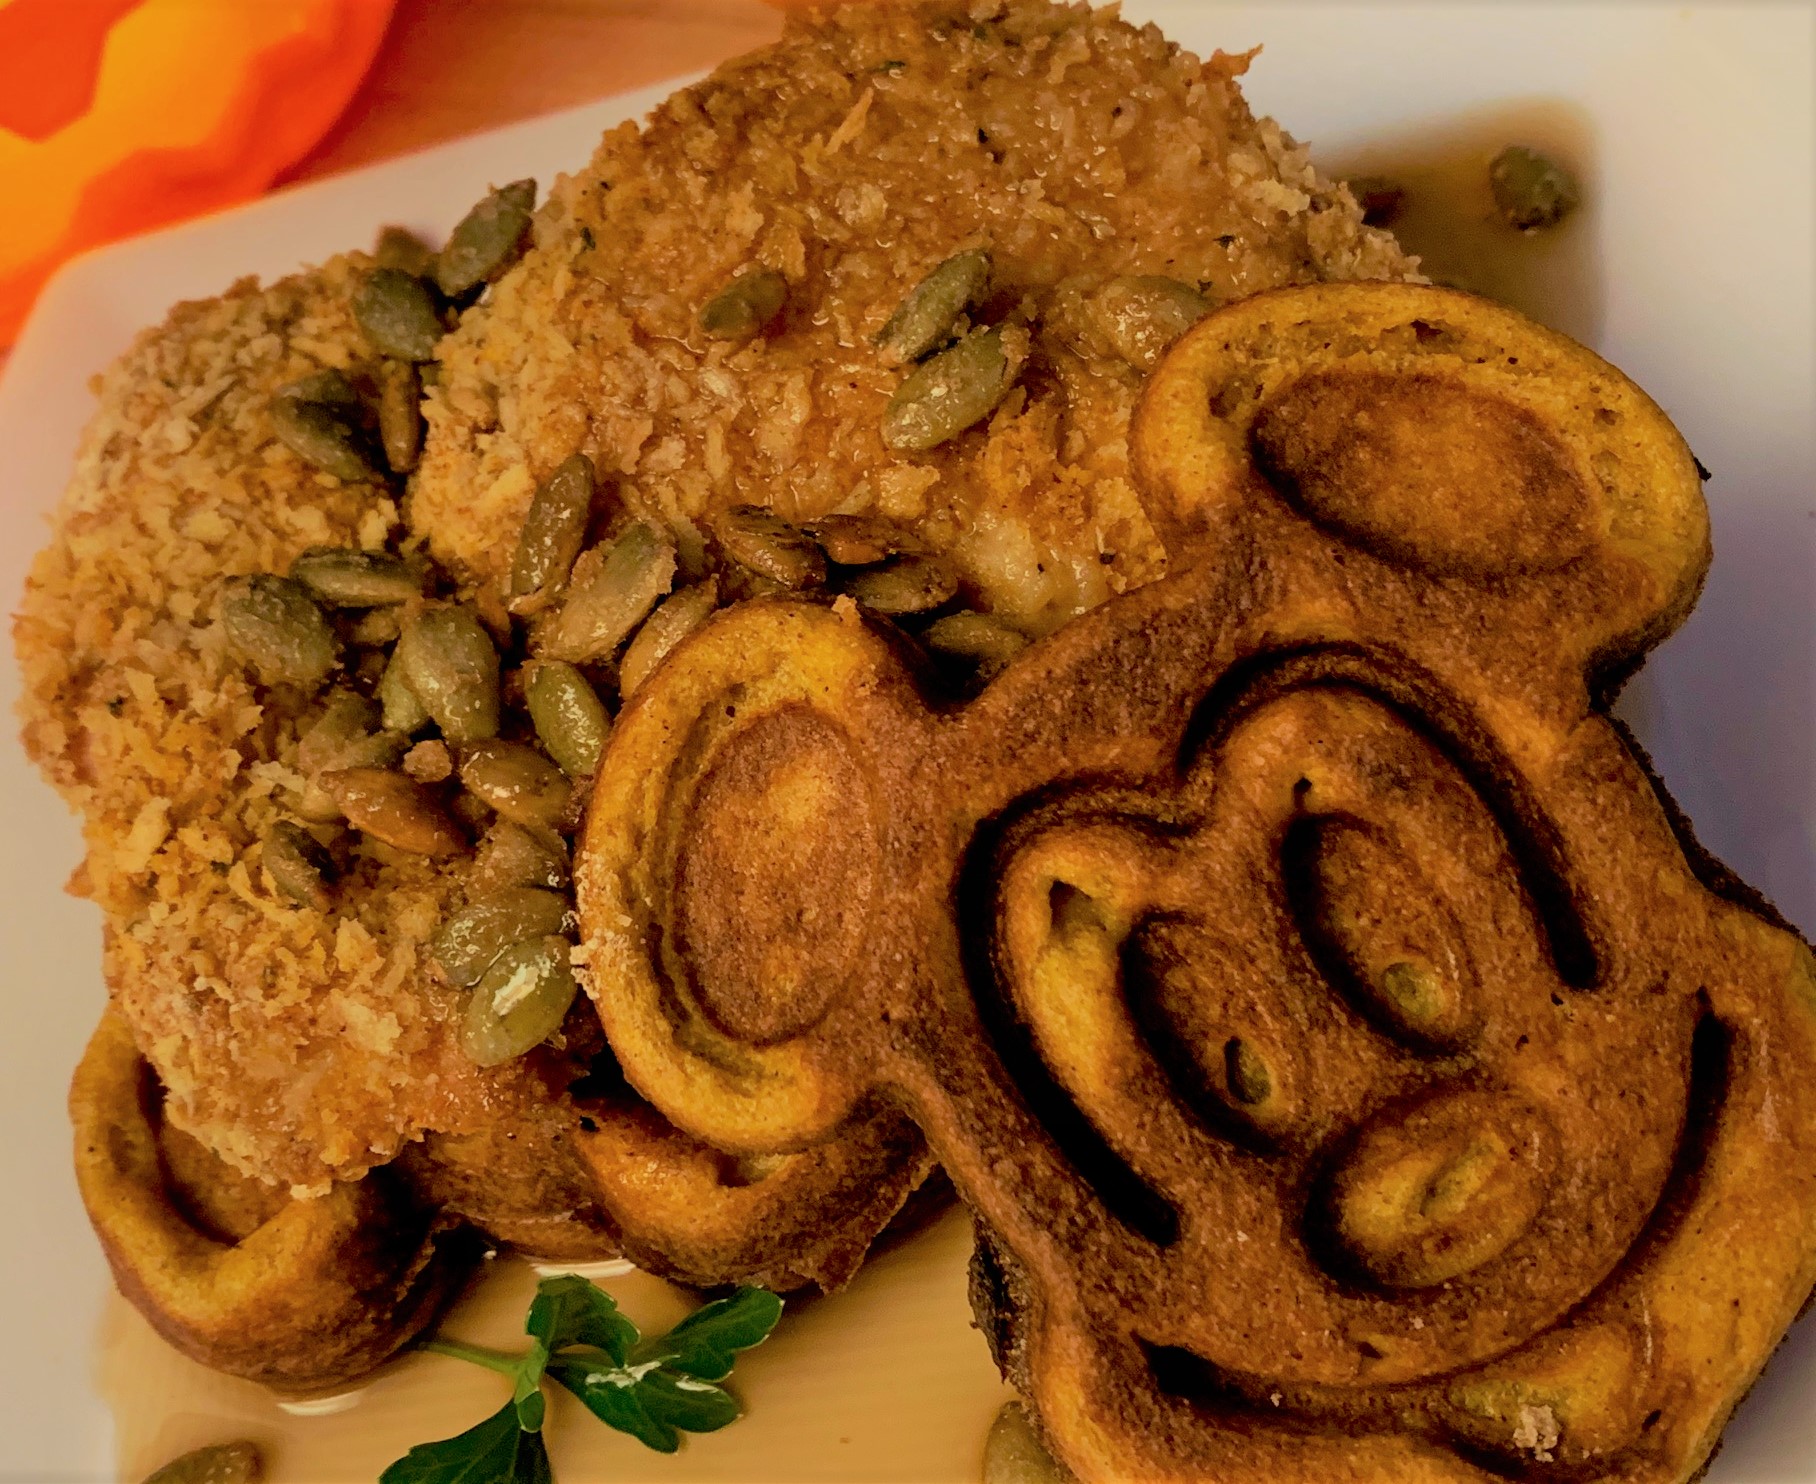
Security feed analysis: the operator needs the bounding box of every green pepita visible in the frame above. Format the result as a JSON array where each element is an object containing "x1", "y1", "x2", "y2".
[
  {"x1": 221, "y1": 575, "x2": 339, "y2": 689},
  {"x1": 377, "y1": 650, "x2": 432, "y2": 734},
  {"x1": 432, "y1": 886, "x2": 574, "y2": 988},
  {"x1": 436, "y1": 179, "x2": 537, "y2": 298},
  {"x1": 842, "y1": 553, "x2": 957, "y2": 615},
  {"x1": 376, "y1": 358, "x2": 424, "y2": 474},
  {"x1": 803, "y1": 514, "x2": 917, "y2": 566},
  {"x1": 924, "y1": 610, "x2": 1029, "y2": 675},
  {"x1": 141, "y1": 1440, "x2": 263, "y2": 1484},
  {"x1": 354, "y1": 268, "x2": 444, "y2": 361},
  {"x1": 374, "y1": 225, "x2": 435, "y2": 277},
  {"x1": 1488, "y1": 146, "x2": 1580, "y2": 231},
  {"x1": 510, "y1": 453, "x2": 596, "y2": 605},
  {"x1": 395, "y1": 606, "x2": 501, "y2": 744},
  {"x1": 469, "y1": 820, "x2": 570, "y2": 895},
  {"x1": 707, "y1": 506, "x2": 826, "y2": 589},
  {"x1": 874, "y1": 248, "x2": 991, "y2": 364},
  {"x1": 699, "y1": 267, "x2": 787, "y2": 341},
  {"x1": 458, "y1": 739, "x2": 571, "y2": 830},
  {"x1": 289, "y1": 547, "x2": 425, "y2": 608},
  {"x1": 618, "y1": 580, "x2": 719, "y2": 699},
  {"x1": 270, "y1": 373, "x2": 380, "y2": 482},
  {"x1": 524, "y1": 661, "x2": 611, "y2": 778},
  {"x1": 1094, "y1": 276, "x2": 1213, "y2": 372},
  {"x1": 262, "y1": 822, "x2": 334, "y2": 912},
  {"x1": 460, "y1": 935, "x2": 579, "y2": 1067},
  {"x1": 536, "y1": 523, "x2": 676, "y2": 664},
  {"x1": 320, "y1": 767, "x2": 464, "y2": 855},
  {"x1": 881, "y1": 328, "x2": 1014, "y2": 451}
]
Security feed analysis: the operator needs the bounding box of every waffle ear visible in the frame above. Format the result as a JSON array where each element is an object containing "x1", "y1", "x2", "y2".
[{"x1": 1131, "y1": 283, "x2": 1710, "y2": 673}]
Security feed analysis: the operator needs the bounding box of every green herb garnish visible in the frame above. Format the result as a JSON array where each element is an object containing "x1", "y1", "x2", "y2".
[{"x1": 381, "y1": 1276, "x2": 783, "y2": 1484}]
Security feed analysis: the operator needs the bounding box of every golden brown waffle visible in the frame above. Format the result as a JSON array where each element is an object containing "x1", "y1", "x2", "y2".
[{"x1": 577, "y1": 283, "x2": 1816, "y2": 1483}]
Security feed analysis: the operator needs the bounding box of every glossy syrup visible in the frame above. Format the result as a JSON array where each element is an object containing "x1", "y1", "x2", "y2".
[
  {"x1": 102, "y1": 1207, "x2": 1010, "y2": 1483},
  {"x1": 1322, "y1": 99, "x2": 1602, "y2": 346}
]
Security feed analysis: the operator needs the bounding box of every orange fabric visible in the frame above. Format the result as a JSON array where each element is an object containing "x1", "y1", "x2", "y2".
[{"x1": 0, "y1": 0, "x2": 395, "y2": 348}]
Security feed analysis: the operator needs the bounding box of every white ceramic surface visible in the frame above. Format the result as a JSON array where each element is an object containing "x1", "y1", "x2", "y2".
[{"x1": 1, "y1": 5, "x2": 1809, "y2": 1479}]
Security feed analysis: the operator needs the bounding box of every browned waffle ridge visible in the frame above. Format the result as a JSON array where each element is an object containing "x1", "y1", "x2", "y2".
[{"x1": 577, "y1": 283, "x2": 1816, "y2": 1483}]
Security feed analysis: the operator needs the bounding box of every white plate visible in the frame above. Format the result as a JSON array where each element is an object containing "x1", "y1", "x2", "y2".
[{"x1": 1, "y1": 6, "x2": 1810, "y2": 1480}]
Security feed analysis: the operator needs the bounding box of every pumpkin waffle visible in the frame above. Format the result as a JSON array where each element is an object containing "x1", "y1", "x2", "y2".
[{"x1": 577, "y1": 282, "x2": 1816, "y2": 1483}]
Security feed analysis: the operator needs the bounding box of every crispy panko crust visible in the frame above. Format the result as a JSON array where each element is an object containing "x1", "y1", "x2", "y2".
[
  {"x1": 415, "y1": 0, "x2": 1411, "y2": 637},
  {"x1": 578, "y1": 284, "x2": 1816, "y2": 1484}
]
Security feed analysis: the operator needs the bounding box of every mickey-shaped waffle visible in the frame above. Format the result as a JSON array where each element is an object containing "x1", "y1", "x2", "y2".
[{"x1": 578, "y1": 283, "x2": 1816, "y2": 1482}]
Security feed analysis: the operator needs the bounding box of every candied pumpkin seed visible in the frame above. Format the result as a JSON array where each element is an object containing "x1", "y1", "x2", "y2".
[
  {"x1": 525, "y1": 661, "x2": 611, "y2": 778},
  {"x1": 699, "y1": 267, "x2": 787, "y2": 340},
  {"x1": 376, "y1": 358, "x2": 424, "y2": 473},
  {"x1": 881, "y1": 328, "x2": 1013, "y2": 451},
  {"x1": 270, "y1": 373, "x2": 379, "y2": 482},
  {"x1": 460, "y1": 935, "x2": 579, "y2": 1067},
  {"x1": 436, "y1": 179, "x2": 536, "y2": 297},
  {"x1": 396, "y1": 606, "x2": 501, "y2": 743},
  {"x1": 924, "y1": 610, "x2": 1029, "y2": 673},
  {"x1": 843, "y1": 554, "x2": 957, "y2": 615},
  {"x1": 262, "y1": 822, "x2": 334, "y2": 912},
  {"x1": 510, "y1": 453, "x2": 596, "y2": 603},
  {"x1": 321, "y1": 767, "x2": 465, "y2": 855},
  {"x1": 707, "y1": 506, "x2": 826, "y2": 589},
  {"x1": 141, "y1": 1440, "x2": 263, "y2": 1484},
  {"x1": 375, "y1": 225, "x2": 435, "y2": 275},
  {"x1": 289, "y1": 547, "x2": 425, "y2": 608},
  {"x1": 1095, "y1": 276, "x2": 1212, "y2": 372},
  {"x1": 378, "y1": 652, "x2": 432, "y2": 734},
  {"x1": 983, "y1": 1403, "x2": 1075, "y2": 1484},
  {"x1": 538, "y1": 523, "x2": 676, "y2": 663},
  {"x1": 803, "y1": 514, "x2": 917, "y2": 566},
  {"x1": 298, "y1": 690, "x2": 379, "y2": 771},
  {"x1": 354, "y1": 268, "x2": 444, "y2": 361},
  {"x1": 1489, "y1": 146, "x2": 1580, "y2": 231},
  {"x1": 433, "y1": 886, "x2": 574, "y2": 987},
  {"x1": 470, "y1": 820, "x2": 570, "y2": 894},
  {"x1": 619, "y1": 580, "x2": 719, "y2": 699},
  {"x1": 874, "y1": 248, "x2": 991, "y2": 364},
  {"x1": 458, "y1": 739, "x2": 571, "y2": 830},
  {"x1": 221, "y1": 575, "x2": 338, "y2": 688}
]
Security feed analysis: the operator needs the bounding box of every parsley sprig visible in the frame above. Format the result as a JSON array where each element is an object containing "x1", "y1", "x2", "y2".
[{"x1": 381, "y1": 1276, "x2": 783, "y2": 1484}]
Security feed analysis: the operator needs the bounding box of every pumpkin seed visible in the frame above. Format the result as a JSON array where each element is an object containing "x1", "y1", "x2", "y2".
[
  {"x1": 378, "y1": 651, "x2": 432, "y2": 734},
  {"x1": 460, "y1": 935, "x2": 579, "y2": 1067},
  {"x1": 141, "y1": 1440, "x2": 263, "y2": 1484},
  {"x1": 510, "y1": 453, "x2": 596, "y2": 605},
  {"x1": 289, "y1": 546, "x2": 425, "y2": 608},
  {"x1": 982, "y1": 1403, "x2": 1075, "y2": 1484},
  {"x1": 262, "y1": 822, "x2": 334, "y2": 912},
  {"x1": 1346, "y1": 175, "x2": 1406, "y2": 228},
  {"x1": 803, "y1": 513, "x2": 918, "y2": 566},
  {"x1": 320, "y1": 767, "x2": 465, "y2": 856},
  {"x1": 348, "y1": 607, "x2": 403, "y2": 646},
  {"x1": 1489, "y1": 146, "x2": 1580, "y2": 231},
  {"x1": 1225, "y1": 1037, "x2": 1272, "y2": 1106},
  {"x1": 376, "y1": 358, "x2": 424, "y2": 474},
  {"x1": 524, "y1": 661, "x2": 611, "y2": 778},
  {"x1": 470, "y1": 820, "x2": 570, "y2": 894},
  {"x1": 458, "y1": 740, "x2": 571, "y2": 830},
  {"x1": 924, "y1": 610, "x2": 1028, "y2": 674},
  {"x1": 354, "y1": 268, "x2": 444, "y2": 361},
  {"x1": 874, "y1": 248, "x2": 991, "y2": 364},
  {"x1": 270, "y1": 375, "x2": 380, "y2": 482},
  {"x1": 537, "y1": 523, "x2": 676, "y2": 663},
  {"x1": 297, "y1": 689, "x2": 379, "y2": 773},
  {"x1": 396, "y1": 606, "x2": 501, "y2": 743},
  {"x1": 299, "y1": 725, "x2": 410, "y2": 821},
  {"x1": 843, "y1": 554, "x2": 957, "y2": 615},
  {"x1": 221, "y1": 575, "x2": 339, "y2": 688},
  {"x1": 706, "y1": 506, "x2": 826, "y2": 589},
  {"x1": 619, "y1": 580, "x2": 719, "y2": 699},
  {"x1": 436, "y1": 179, "x2": 537, "y2": 298},
  {"x1": 1095, "y1": 276, "x2": 1212, "y2": 372},
  {"x1": 881, "y1": 328, "x2": 1013, "y2": 451},
  {"x1": 374, "y1": 225, "x2": 435, "y2": 277},
  {"x1": 433, "y1": 887, "x2": 574, "y2": 987},
  {"x1": 699, "y1": 267, "x2": 787, "y2": 341}
]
